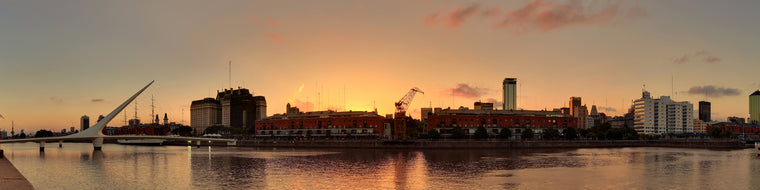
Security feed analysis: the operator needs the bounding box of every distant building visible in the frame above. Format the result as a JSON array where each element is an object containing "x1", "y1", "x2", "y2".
[
  {"x1": 693, "y1": 119, "x2": 707, "y2": 134},
  {"x1": 0, "y1": 130, "x2": 7, "y2": 139},
  {"x1": 216, "y1": 88, "x2": 266, "y2": 128},
  {"x1": 191, "y1": 98, "x2": 222, "y2": 135},
  {"x1": 163, "y1": 113, "x2": 168, "y2": 125},
  {"x1": 474, "y1": 101, "x2": 494, "y2": 110},
  {"x1": 633, "y1": 91, "x2": 694, "y2": 135},
  {"x1": 97, "y1": 115, "x2": 105, "y2": 122},
  {"x1": 80, "y1": 115, "x2": 90, "y2": 131},
  {"x1": 698, "y1": 101, "x2": 711, "y2": 122},
  {"x1": 569, "y1": 97, "x2": 588, "y2": 129},
  {"x1": 728, "y1": 116, "x2": 746, "y2": 124},
  {"x1": 70, "y1": 127, "x2": 75, "y2": 133},
  {"x1": 503, "y1": 78, "x2": 517, "y2": 110},
  {"x1": 191, "y1": 87, "x2": 267, "y2": 135},
  {"x1": 709, "y1": 122, "x2": 760, "y2": 140},
  {"x1": 750, "y1": 90, "x2": 760, "y2": 124},
  {"x1": 128, "y1": 119, "x2": 141, "y2": 126}
]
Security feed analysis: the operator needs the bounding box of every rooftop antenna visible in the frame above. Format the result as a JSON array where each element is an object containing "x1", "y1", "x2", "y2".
[
  {"x1": 671, "y1": 74, "x2": 674, "y2": 97},
  {"x1": 229, "y1": 61, "x2": 232, "y2": 89},
  {"x1": 343, "y1": 84, "x2": 346, "y2": 111},
  {"x1": 181, "y1": 108, "x2": 186, "y2": 124}
]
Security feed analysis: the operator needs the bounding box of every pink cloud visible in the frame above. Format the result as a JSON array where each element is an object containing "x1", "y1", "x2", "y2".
[
  {"x1": 425, "y1": 0, "x2": 646, "y2": 33},
  {"x1": 266, "y1": 17, "x2": 278, "y2": 26},
  {"x1": 265, "y1": 32, "x2": 284, "y2": 42},
  {"x1": 444, "y1": 4, "x2": 480, "y2": 28},
  {"x1": 424, "y1": 6, "x2": 443, "y2": 26},
  {"x1": 425, "y1": 4, "x2": 480, "y2": 28}
]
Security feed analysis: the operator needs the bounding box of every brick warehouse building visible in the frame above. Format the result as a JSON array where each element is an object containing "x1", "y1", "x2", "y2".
[
  {"x1": 426, "y1": 107, "x2": 577, "y2": 138},
  {"x1": 255, "y1": 104, "x2": 386, "y2": 138}
]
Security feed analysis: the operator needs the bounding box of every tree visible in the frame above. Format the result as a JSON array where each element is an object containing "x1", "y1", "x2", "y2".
[
  {"x1": 450, "y1": 126, "x2": 466, "y2": 139},
  {"x1": 34, "y1": 130, "x2": 54, "y2": 138},
  {"x1": 19, "y1": 133, "x2": 26, "y2": 138},
  {"x1": 498, "y1": 128, "x2": 512, "y2": 139},
  {"x1": 709, "y1": 127, "x2": 723, "y2": 139},
  {"x1": 172, "y1": 126, "x2": 193, "y2": 136},
  {"x1": 522, "y1": 128, "x2": 534, "y2": 140},
  {"x1": 542, "y1": 128, "x2": 560, "y2": 140},
  {"x1": 720, "y1": 130, "x2": 733, "y2": 139},
  {"x1": 204, "y1": 125, "x2": 227, "y2": 135},
  {"x1": 473, "y1": 126, "x2": 489, "y2": 139},
  {"x1": 579, "y1": 128, "x2": 589, "y2": 138},
  {"x1": 428, "y1": 129, "x2": 441, "y2": 139},
  {"x1": 564, "y1": 127, "x2": 577, "y2": 140}
]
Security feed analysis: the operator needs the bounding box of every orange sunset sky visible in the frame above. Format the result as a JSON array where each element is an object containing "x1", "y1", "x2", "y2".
[{"x1": 1, "y1": 0, "x2": 759, "y2": 132}]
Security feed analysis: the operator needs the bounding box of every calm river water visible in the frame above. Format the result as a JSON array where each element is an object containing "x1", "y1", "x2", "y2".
[{"x1": 1, "y1": 143, "x2": 759, "y2": 189}]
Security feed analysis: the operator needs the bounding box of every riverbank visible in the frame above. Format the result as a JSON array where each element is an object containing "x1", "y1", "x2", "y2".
[
  {"x1": 166, "y1": 139, "x2": 749, "y2": 149},
  {"x1": 0, "y1": 149, "x2": 34, "y2": 190}
]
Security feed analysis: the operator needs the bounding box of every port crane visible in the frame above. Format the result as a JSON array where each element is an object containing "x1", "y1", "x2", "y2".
[{"x1": 393, "y1": 87, "x2": 423, "y2": 141}]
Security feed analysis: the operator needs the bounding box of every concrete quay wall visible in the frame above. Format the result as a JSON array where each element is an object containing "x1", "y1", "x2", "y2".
[{"x1": 0, "y1": 149, "x2": 34, "y2": 190}]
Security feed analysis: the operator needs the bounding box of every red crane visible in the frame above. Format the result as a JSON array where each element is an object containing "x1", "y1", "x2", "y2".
[
  {"x1": 393, "y1": 87, "x2": 423, "y2": 141},
  {"x1": 395, "y1": 87, "x2": 424, "y2": 116}
]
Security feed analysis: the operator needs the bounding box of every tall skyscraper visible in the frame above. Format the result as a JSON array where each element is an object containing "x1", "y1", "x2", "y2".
[
  {"x1": 633, "y1": 91, "x2": 693, "y2": 134},
  {"x1": 698, "y1": 101, "x2": 711, "y2": 122},
  {"x1": 502, "y1": 78, "x2": 516, "y2": 110},
  {"x1": 750, "y1": 90, "x2": 760, "y2": 124},
  {"x1": 80, "y1": 115, "x2": 90, "y2": 131}
]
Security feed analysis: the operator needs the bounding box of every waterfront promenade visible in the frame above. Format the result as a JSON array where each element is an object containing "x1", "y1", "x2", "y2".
[{"x1": 0, "y1": 150, "x2": 33, "y2": 190}]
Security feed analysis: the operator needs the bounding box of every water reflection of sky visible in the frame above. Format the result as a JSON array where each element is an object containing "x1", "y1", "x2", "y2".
[{"x1": 2, "y1": 143, "x2": 759, "y2": 189}]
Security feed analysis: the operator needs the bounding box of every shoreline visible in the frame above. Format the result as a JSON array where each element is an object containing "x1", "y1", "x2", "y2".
[
  {"x1": 0, "y1": 150, "x2": 34, "y2": 190},
  {"x1": 166, "y1": 139, "x2": 750, "y2": 149}
]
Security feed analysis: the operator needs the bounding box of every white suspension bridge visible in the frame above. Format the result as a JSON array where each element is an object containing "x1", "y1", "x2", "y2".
[{"x1": 0, "y1": 81, "x2": 236, "y2": 151}]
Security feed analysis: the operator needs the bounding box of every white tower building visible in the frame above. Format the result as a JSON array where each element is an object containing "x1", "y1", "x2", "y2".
[{"x1": 633, "y1": 91, "x2": 693, "y2": 135}]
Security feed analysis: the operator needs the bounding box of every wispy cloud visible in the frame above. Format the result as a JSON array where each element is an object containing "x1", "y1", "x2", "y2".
[
  {"x1": 485, "y1": 98, "x2": 503, "y2": 109},
  {"x1": 598, "y1": 106, "x2": 617, "y2": 113},
  {"x1": 425, "y1": 4, "x2": 481, "y2": 28},
  {"x1": 448, "y1": 83, "x2": 488, "y2": 99},
  {"x1": 50, "y1": 97, "x2": 63, "y2": 104},
  {"x1": 91, "y1": 99, "x2": 104, "y2": 103},
  {"x1": 265, "y1": 32, "x2": 285, "y2": 42},
  {"x1": 424, "y1": 0, "x2": 646, "y2": 33},
  {"x1": 685, "y1": 85, "x2": 741, "y2": 98},
  {"x1": 266, "y1": 17, "x2": 287, "y2": 26},
  {"x1": 673, "y1": 50, "x2": 721, "y2": 64}
]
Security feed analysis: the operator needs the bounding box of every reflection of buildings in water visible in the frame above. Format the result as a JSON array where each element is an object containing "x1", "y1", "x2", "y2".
[{"x1": 189, "y1": 150, "x2": 266, "y2": 189}]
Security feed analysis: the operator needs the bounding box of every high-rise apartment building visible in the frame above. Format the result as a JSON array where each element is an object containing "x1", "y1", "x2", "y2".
[
  {"x1": 698, "y1": 101, "x2": 711, "y2": 122},
  {"x1": 750, "y1": 90, "x2": 760, "y2": 124},
  {"x1": 80, "y1": 115, "x2": 89, "y2": 131},
  {"x1": 633, "y1": 91, "x2": 693, "y2": 134},
  {"x1": 503, "y1": 78, "x2": 516, "y2": 110}
]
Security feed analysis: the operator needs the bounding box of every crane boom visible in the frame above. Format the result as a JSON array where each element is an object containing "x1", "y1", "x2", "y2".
[{"x1": 395, "y1": 87, "x2": 424, "y2": 115}]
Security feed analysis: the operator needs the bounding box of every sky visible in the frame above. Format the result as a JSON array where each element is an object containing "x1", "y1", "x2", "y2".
[{"x1": 1, "y1": 0, "x2": 759, "y2": 133}]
